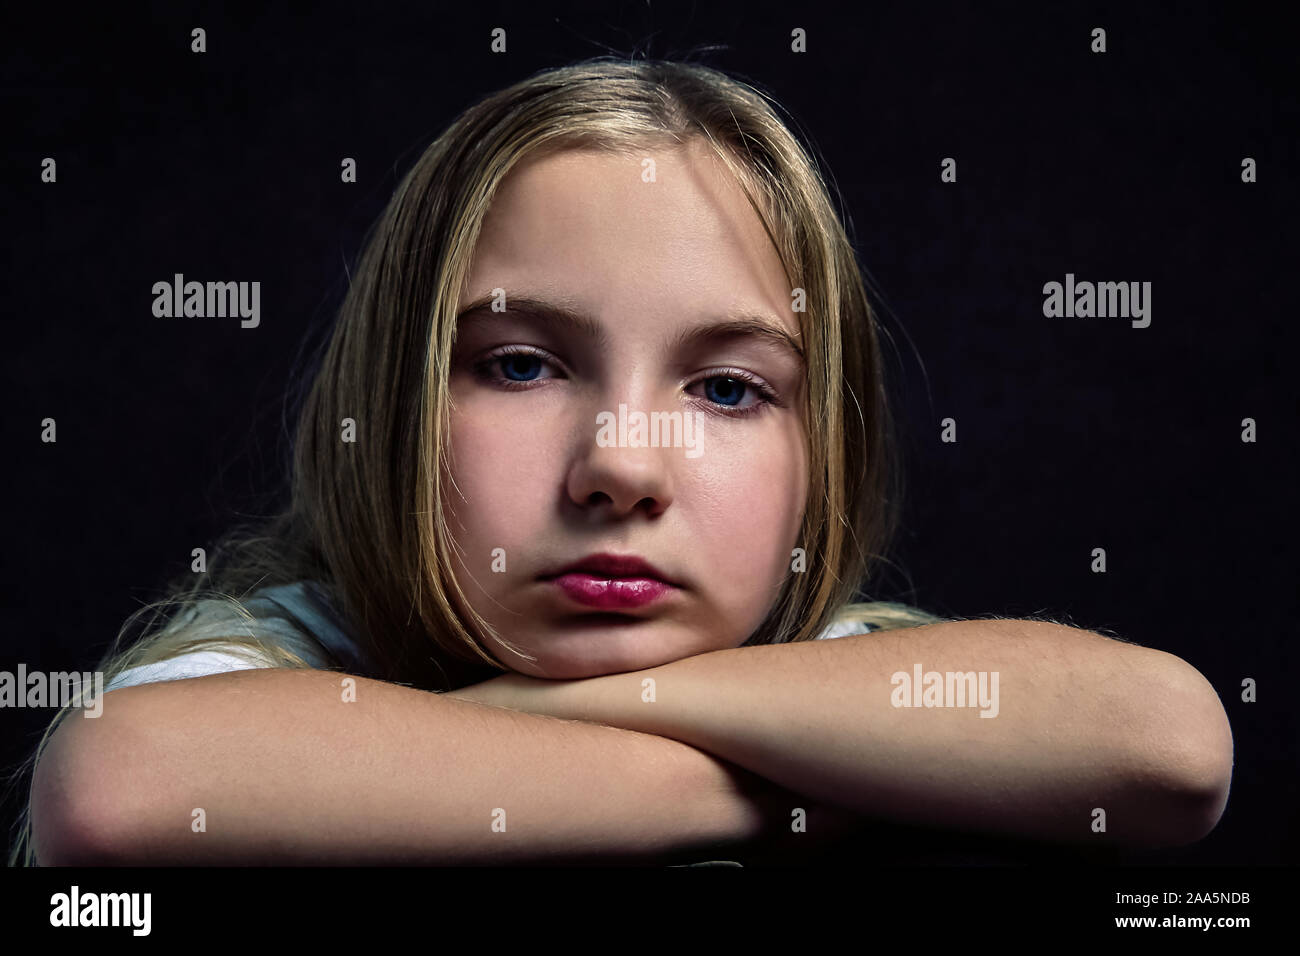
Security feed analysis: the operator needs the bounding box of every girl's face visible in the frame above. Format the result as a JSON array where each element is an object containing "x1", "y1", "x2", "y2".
[{"x1": 444, "y1": 141, "x2": 809, "y2": 679}]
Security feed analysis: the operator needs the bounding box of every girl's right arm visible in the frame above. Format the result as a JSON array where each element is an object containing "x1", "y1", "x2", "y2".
[{"x1": 30, "y1": 666, "x2": 815, "y2": 865}]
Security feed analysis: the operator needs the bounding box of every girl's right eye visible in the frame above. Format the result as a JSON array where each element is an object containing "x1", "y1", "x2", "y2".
[{"x1": 472, "y1": 346, "x2": 564, "y2": 388}]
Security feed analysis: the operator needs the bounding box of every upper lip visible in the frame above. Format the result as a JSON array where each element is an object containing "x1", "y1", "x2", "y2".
[{"x1": 540, "y1": 552, "x2": 680, "y2": 586}]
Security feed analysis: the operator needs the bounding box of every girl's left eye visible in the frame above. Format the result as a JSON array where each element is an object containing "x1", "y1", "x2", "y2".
[{"x1": 685, "y1": 372, "x2": 778, "y2": 419}]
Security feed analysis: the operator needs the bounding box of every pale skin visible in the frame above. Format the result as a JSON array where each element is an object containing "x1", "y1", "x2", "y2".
[
  {"x1": 28, "y1": 142, "x2": 1231, "y2": 865},
  {"x1": 440, "y1": 141, "x2": 1234, "y2": 847},
  {"x1": 443, "y1": 140, "x2": 809, "y2": 681}
]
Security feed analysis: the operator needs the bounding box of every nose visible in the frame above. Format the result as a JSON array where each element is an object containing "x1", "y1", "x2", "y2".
[{"x1": 565, "y1": 403, "x2": 677, "y2": 518}]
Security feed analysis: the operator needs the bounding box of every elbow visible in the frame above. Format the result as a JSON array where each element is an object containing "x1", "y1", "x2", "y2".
[
  {"x1": 31, "y1": 691, "x2": 154, "y2": 865},
  {"x1": 1124, "y1": 654, "x2": 1234, "y2": 848},
  {"x1": 1134, "y1": 739, "x2": 1232, "y2": 849}
]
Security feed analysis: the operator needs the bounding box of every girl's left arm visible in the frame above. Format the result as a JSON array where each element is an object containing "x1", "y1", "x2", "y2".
[{"x1": 447, "y1": 619, "x2": 1233, "y2": 848}]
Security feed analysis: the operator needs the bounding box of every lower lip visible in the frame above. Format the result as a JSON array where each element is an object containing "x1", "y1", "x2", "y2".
[{"x1": 547, "y1": 573, "x2": 676, "y2": 609}]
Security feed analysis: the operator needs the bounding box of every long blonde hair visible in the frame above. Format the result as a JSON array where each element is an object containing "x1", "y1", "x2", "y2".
[{"x1": 6, "y1": 56, "x2": 944, "y2": 866}]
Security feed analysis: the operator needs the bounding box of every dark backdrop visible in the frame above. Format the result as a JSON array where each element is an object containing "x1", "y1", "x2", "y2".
[{"x1": 2, "y1": 1, "x2": 1295, "y2": 867}]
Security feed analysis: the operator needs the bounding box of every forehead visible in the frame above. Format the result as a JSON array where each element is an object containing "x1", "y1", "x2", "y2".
[{"x1": 463, "y1": 142, "x2": 799, "y2": 341}]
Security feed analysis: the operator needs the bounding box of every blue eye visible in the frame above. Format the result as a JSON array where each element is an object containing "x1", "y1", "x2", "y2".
[
  {"x1": 473, "y1": 346, "x2": 561, "y2": 388},
  {"x1": 500, "y1": 353, "x2": 543, "y2": 382},
  {"x1": 703, "y1": 376, "x2": 745, "y2": 406},
  {"x1": 687, "y1": 371, "x2": 780, "y2": 419}
]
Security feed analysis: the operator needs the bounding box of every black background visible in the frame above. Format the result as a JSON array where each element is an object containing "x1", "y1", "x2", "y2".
[{"x1": 2, "y1": 0, "x2": 1295, "y2": 868}]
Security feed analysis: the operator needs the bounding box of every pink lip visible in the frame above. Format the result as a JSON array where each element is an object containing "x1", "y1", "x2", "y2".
[
  {"x1": 539, "y1": 552, "x2": 681, "y2": 610},
  {"x1": 548, "y1": 573, "x2": 675, "y2": 609},
  {"x1": 542, "y1": 552, "x2": 678, "y2": 584}
]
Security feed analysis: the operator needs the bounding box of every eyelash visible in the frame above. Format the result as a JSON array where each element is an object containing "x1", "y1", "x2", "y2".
[{"x1": 471, "y1": 345, "x2": 781, "y2": 419}]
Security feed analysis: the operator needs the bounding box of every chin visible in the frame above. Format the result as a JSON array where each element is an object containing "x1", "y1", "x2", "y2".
[{"x1": 498, "y1": 622, "x2": 702, "y2": 680}]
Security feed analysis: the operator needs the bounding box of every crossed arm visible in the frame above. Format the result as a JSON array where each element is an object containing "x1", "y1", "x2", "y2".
[
  {"x1": 445, "y1": 619, "x2": 1235, "y2": 848},
  {"x1": 32, "y1": 619, "x2": 1232, "y2": 864}
]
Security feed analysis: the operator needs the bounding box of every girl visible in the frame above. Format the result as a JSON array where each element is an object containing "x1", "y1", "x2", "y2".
[{"x1": 10, "y1": 58, "x2": 1232, "y2": 866}]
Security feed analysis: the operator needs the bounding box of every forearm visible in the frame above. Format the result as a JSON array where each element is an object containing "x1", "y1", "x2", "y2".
[
  {"x1": 32, "y1": 668, "x2": 771, "y2": 865},
  {"x1": 568, "y1": 620, "x2": 1235, "y2": 847}
]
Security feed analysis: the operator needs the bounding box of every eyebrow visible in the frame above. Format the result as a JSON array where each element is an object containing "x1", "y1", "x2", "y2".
[{"x1": 455, "y1": 293, "x2": 805, "y2": 366}]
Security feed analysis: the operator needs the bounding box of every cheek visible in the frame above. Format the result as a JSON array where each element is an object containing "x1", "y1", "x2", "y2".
[
  {"x1": 685, "y1": 425, "x2": 807, "y2": 602},
  {"x1": 443, "y1": 403, "x2": 556, "y2": 568}
]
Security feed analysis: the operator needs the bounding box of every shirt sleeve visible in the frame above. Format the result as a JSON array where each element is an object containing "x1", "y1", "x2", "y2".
[
  {"x1": 105, "y1": 596, "x2": 338, "y2": 692},
  {"x1": 814, "y1": 618, "x2": 878, "y2": 640},
  {"x1": 106, "y1": 646, "x2": 278, "y2": 692}
]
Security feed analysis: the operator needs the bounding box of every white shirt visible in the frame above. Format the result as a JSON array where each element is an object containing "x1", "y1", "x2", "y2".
[{"x1": 106, "y1": 581, "x2": 368, "y2": 692}]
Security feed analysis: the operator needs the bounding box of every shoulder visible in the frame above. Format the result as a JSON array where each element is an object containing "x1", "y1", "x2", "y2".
[
  {"x1": 105, "y1": 647, "x2": 273, "y2": 692},
  {"x1": 813, "y1": 602, "x2": 949, "y2": 639},
  {"x1": 814, "y1": 618, "x2": 881, "y2": 641},
  {"x1": 106, "y1": 580, "x2": 372, "y2": 692},
  {"x1": 248, "y1": 580, "x2": 370, "y2": 672}
]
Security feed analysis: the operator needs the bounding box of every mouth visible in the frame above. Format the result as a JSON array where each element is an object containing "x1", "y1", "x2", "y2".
[{"x1": 538, "y1": 553, "x2": 681, "y2": 610}]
